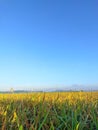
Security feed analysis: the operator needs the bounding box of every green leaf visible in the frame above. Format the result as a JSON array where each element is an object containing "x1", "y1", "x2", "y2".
[
  {"x1": 76, "y1": 123, "x2": 80, "y2": 130},
  {"x1": 19, "y1": 125, "x2": 23, "y2": 130},
  {"x1": 38, "y1": 111, "x2": 49, "y2": 130}
]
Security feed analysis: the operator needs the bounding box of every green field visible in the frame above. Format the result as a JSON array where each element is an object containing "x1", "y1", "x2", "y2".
[{"x1": 0, "y1": 92, "x2": 98, "y2": 130}]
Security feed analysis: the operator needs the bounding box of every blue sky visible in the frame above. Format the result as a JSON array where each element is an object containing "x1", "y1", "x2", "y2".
[{"x1": 0, "y1": 0, "x2": 98, "y2": 90}]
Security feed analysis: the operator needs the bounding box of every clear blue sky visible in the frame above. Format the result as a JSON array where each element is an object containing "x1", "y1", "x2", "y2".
[{"x1": 0, "y1": 0, "x2": 98, "y2": 90}]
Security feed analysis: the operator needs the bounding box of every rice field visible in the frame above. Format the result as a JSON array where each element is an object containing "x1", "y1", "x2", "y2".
[{"x1": 0, "y1": 92, "x2": 98, "y2": 130}]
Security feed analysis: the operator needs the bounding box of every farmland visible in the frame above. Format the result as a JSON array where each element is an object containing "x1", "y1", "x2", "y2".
[{"x1": 0, "y1": 92, "x2": 98, "y2": 130}]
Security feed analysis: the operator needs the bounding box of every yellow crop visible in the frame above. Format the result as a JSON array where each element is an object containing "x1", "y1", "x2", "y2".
[{"x1": 0, "y1": 92, "x2": 98, "y2": 130}]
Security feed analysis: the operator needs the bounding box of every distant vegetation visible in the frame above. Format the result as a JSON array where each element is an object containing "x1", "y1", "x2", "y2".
[{"x1": 0, "y1": 92, "x2": 98, "y2": 130}]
